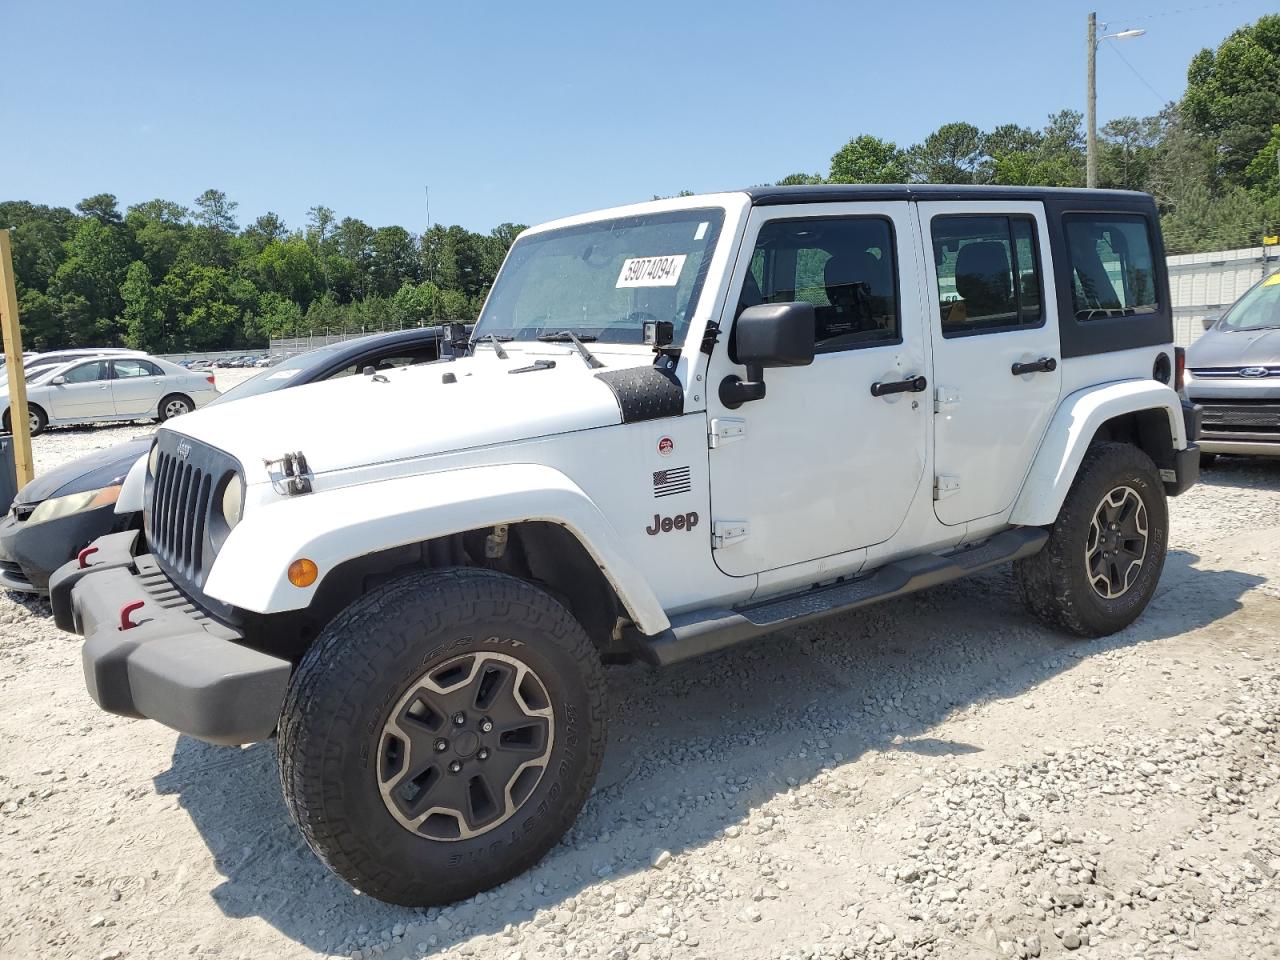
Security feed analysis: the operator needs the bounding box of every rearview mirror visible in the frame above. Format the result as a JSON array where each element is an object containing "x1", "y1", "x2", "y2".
[
  {"x1": 1201, "y1": 313, "x2": 1220, "y2": 331},
  {"x1": 51, "y1": 375, "x2": 66, "y2": 385},
  {"x1": 720, "y1": 302, "x2": 815, "y2": 408}
]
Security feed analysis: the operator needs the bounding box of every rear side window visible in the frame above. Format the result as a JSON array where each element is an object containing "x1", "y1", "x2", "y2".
[
  {"x1": 113, "y1": 359, "x2": 161, "y2": 378},
  {"x1": 1063, "y1": 214, "x2": 1158, "y2": 321},
  {"x1": 931, "y1": 215, "x2": 1043, "y2": 336}
]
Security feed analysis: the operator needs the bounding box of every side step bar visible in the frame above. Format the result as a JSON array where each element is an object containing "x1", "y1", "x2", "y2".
[{"x1": 632, "y1": 527, "x2": 1048, "y2": 667}]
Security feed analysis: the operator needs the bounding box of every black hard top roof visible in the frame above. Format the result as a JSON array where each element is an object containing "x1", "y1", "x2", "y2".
[{"x1": 742, "y1": 184, "x2": 1152, "y2": 206}]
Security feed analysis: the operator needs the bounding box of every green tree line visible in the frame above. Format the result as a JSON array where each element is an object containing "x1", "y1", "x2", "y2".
[
  {"x1": 2, "y1": 189, "x2": 524, "y2": 353},
  {"x1": 778, "y1": 15, "x2": 1280, "y2": 256},
  {"x1": 5, "y1": 15, "x2": 1278, "y2": 354}
]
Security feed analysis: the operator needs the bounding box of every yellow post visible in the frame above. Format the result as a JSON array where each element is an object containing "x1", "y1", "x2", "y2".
[{"x1": 0, "y1": 230, "x2": 35, "y2": 487}]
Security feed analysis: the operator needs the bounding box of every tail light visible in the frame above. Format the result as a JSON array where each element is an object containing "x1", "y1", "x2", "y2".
[
  {"x1": 1174, "y1": 347, "x2": 1186, "y2": 393},
  {"x1": 206, "y1": 374, "x2": 216, "y2": 386}
]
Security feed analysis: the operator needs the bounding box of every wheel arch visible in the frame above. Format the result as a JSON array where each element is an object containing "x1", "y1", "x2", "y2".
[
  {"x1": 203, "y1": 463, "x2": 669, "y2": 645},
  {"x1": 1011, "y1": 380, "x2": 1186, "y2": 527}
]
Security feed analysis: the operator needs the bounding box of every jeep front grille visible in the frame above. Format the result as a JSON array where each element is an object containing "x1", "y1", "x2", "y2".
[{"x1": 145, "y1": 433, "x2": 242, "y2": 591}]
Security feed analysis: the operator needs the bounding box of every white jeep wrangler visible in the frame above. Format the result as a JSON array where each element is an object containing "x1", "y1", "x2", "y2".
[{"x1": 52, "y1": 185, "x2": 1200, "y2": 906}]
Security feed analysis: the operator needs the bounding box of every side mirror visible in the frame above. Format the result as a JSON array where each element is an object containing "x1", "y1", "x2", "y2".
[
  {"x1": 1201, "y1": 313, "x2": 1220, "y2": 331},
  {"x1": 720, "y1": 302, "x2": 815, "y2": 408},
  {"x1": 51, "y1": 375, "x2": 66, "y2": 385}
]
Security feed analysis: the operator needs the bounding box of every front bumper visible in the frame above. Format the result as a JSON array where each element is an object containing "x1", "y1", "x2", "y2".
[
  {"x1": 0, "y1": 502, "x2": 123, "y2": 594},
  {"x1": 49, "y1": 531, "x2": 291, "y2": 746}
]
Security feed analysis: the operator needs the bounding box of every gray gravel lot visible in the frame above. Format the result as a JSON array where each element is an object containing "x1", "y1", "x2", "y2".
[{"x1": 1, "y1": 406, "x2": 1278, "y2": 960}]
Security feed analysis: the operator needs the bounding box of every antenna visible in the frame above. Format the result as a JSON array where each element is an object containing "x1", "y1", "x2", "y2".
[{"x1": 424, "y1": 186, "x2": 430, "y2": 230}]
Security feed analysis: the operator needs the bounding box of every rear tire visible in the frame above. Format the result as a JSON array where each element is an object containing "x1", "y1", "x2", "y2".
[
  {"x1": 1015, "y1": 442, "x2": 1168, "y2": 638},
  {"x1": 158, "y1": 394, "x2": 192, "y2": 421},
  {"x1": 278, "y1": 567, "x2": 607, "y2": 907}
]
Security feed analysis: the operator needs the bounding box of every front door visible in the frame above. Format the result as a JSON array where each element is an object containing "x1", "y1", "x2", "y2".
[
  {"x1": 46, "y1": 359, "x2": 114, "y2": 420},
  {"x1": 918, "y1": 202, "x2": 1063, "y2": 526},
  {"x1": 707, "y1": 203, "x2": 929, "y2": 577}
]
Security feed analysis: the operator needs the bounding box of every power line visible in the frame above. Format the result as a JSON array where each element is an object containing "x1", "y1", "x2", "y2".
[
  {"x1": 1103, "y1": 38, "x2": 1167, "y2": 106},
  {"x1": 1101, "y1": 0, "x2": 1256, "y2": 24}
]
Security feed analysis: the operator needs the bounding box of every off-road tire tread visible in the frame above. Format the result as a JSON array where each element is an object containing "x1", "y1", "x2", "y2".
[
  {"x1": 1015, "y1": 442, "x2": 1168, "y2": 639},
  {"x1": 278, "y1": 567, "x2": 606, "y2": 906}
]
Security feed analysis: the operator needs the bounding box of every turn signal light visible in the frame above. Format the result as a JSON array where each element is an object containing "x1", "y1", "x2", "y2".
[
  {"x1": 288, "y1": 558, "x2": 319, "y2": 588},
  {"x1": 1174, "y1": 347, "x2": 1186, "y2": 393}
]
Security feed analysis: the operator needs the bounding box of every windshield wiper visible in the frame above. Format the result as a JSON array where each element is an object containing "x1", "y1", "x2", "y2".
[
  {"x1": 471, "y1": 334, "x2": 512, "y2": 359},
  {"x1": 537, "y1": 331, "x2": 604, "y2": 369}
]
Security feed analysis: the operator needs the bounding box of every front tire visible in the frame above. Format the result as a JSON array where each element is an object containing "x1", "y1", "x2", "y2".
[
  {"x1": 278, "y1": 568, "x2": 607, "y2": 906},
  {"x1": 1015, "y1": 442, "x2": 1168, "y2": 638},
  {"x1": 3, "y1": 404, "x2": 46, "y2": 437}
]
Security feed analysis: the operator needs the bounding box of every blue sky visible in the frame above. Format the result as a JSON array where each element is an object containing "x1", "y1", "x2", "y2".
[{"x1": 1, "y1": 0, "x2": 1272, "y2": 234}]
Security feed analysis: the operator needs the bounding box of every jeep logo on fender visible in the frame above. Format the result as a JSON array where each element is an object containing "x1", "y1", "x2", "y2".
[{"x1": 646, "y1": 512, "x2": 699, "y2": 535}]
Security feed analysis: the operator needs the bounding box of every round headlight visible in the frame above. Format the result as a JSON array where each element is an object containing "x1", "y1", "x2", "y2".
[
  {"x1": 147, "y1": 443, "x2": 160, "y2": 477},
  {"x1": 221, "y1": 474, "x2": 244, "y2": 530}
]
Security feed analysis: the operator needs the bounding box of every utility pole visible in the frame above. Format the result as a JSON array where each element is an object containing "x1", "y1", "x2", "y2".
[
  {"x1": 0, "y1": 230, "x2": 35, "y2": 486},
  {"x1": 1087, "y1": 11, "x2": 1098, "y2": 189}
]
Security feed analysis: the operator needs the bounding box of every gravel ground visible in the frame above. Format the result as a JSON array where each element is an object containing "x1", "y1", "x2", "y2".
[{"x1": 1, "y1": 414, "x2": 1278, "y2": 960}]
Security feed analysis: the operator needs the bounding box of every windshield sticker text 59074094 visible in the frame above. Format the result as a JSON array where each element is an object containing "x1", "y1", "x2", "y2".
[{"x1": 616, "y1": 254, "x2": 687, "y2": 288}]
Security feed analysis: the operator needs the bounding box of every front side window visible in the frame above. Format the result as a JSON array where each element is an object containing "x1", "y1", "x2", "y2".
[
  {"x1": 61, "y1": 361, "x2": 110, "y2": 384},
  {"x1": 1063, "y1": 214, "x2": 1158, "y2": 321},
  {"x1": 113, "y1": 359, "x2": 161, "y2": 378},
  {"x1": 740, "y1": 216, "x2": 900, "y2": 352},
  {"x1": 334, "y1": 347, "x2": 440, "y2": 379},
  {"x1": 474, "y1": 209, "x2": 725, "y2": 345},
  {"x1": 932, "y1": 215, "x2": 1043, "y2": 336}
]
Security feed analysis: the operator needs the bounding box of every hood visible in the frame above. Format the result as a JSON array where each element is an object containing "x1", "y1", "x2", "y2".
[
  {"x1": 159, "y1": 348, "x2": 651, "y2": 484},
  {"x1": 17, "y1": 437, "x2": 151, "y2": 505},
  {"x1": 1187, "y1": 326, "x2": 1280, "y2": 368}
]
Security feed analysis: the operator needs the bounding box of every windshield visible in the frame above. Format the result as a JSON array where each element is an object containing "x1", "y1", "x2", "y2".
[
  {"x1": 474, "y1": 208, "x2": 725, "y2": 345},
  {"x1": 1219, "y1": 274, "x2": 1280, "y2": 332}
]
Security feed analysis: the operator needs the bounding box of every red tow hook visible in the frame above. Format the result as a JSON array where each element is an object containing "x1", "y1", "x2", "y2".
[
  {"x1": 77, "y1": 545, "x2": 99, "y2": 569},
  {"x1": 119, "y1": 600, "x2": 146, "y2": 631}
]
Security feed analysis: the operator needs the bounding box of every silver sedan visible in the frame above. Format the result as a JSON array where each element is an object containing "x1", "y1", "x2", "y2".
[{"x1": 2, "y1": 354, "x2": 220, "y2": 436}]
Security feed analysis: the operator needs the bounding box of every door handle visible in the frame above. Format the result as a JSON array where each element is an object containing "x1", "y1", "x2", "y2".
[
  {"x1": 1011, "y1": 357, "x2": 1057, "y2": 376},
  {"x1": 870, "y1": 375, "x2": 928, "y2": 398}
]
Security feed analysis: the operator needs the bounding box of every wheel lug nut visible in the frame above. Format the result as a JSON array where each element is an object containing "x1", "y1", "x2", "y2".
[
  {"x1": 434, "y1": 738, "x2": 448, "y2": 752},
  {"x1": 448, "y1": 760, "x2": 462, "y2": 773},
  {"x1": 480, "y1": 718, "x2": 494, "y2": 733},
  {"x1": 477, "y1": 748, "x2": 489, "y2": 760},
  {"x1": 452, "y1": 712, "x2": 466, "y2": 726}
]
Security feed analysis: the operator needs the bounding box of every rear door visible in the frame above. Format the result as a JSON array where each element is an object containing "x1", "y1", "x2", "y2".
[
  {"x1": 918, "y1": 202, "x2": 1062, "y2": 526},
  {"x1": 109, "y1": 358, "x2": 166, "y2": 416},
  {"x1": 44, "y1": 360, "x2": 114, "y2": 421}
]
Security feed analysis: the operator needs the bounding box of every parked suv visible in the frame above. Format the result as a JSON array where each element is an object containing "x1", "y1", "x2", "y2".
[
  {"x1": 53, "y1": 186, "x2": 1198, "y2": 907},
  {"x1": 1185, "y1": 271, "x2": 1280, "y2": 460}
]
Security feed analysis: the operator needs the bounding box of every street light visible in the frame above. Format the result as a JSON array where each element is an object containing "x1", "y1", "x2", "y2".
[{"x1": 1087, "y1": 12, "x2": 1147, "y2": 188}]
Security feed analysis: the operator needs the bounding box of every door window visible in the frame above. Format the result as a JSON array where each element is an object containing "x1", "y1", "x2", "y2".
[
  {"x1": 1062, "y1": 214, "x2": 1158, "y2": 321},
  {"x1": 740, "y1": 217, "x2": 900, "y2": 353},
  {"x1": 331, "y1": 347, "x2": 439, "y2": 379},
  {"x1": 61, "y1": 361, "x2": 111, "y2": 384},
  {"x1": 112, "y1": 359, "x2": 162, "y2": 378},
  {"x1": 931, "y1": 216, "x2": 1043, "y2": 336}
]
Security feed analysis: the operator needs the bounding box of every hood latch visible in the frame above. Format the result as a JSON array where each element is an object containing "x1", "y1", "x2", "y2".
[{"x1": 264, "y1": 451, "x2": 313, "y2": 496}]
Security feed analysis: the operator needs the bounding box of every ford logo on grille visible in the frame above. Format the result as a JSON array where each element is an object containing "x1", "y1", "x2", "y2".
[
  {"x1": 1240, "y1": 367, "x2": 1270, "y2": 378},
  {"x1": 176, "y1": 440, "x2": 192, "y2": 459}
]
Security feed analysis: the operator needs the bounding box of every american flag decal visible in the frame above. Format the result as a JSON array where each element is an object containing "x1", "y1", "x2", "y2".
[{"x1": 653, "y1": 466, "x2": 692, "y2": 498}]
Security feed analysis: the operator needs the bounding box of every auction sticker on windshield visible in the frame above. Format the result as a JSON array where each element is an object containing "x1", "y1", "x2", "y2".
[{"x1": 617, "y1": 254, "x2": 687, "y2": 288}]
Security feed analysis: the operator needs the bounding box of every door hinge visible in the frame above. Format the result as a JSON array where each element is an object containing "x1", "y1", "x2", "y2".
[
  {"x1": 934, "y1": 386, "x2": 961, "y2": 413},
  {"x1": 712, "y1": 520, "x2": 749, "y2": 548},
  {"x1": 934, "y1": 475, "x2": 961, "y2": 500},
  {"x1": 708, "y1": 417, "x2": 746, "y2": 448}
]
